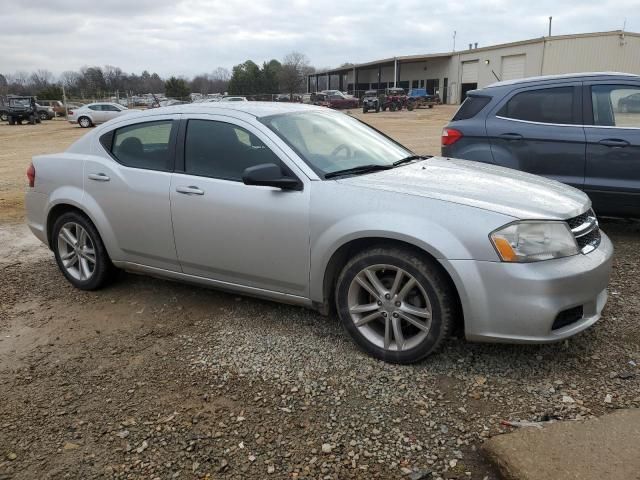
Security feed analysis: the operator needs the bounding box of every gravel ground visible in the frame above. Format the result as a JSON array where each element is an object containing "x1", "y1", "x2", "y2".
[
  {"x1": 0, "y1": 218, "x2": 638, "y2": 480},
  {"x1": 1, "y1": 108, "x2": 639, "y2": 479}
]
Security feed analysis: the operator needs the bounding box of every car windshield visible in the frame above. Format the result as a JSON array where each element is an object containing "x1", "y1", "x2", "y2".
[
  {"x1": 261, "y1": 111, "x2": 414, "y2": 177},
  {"x1": 10, "y1": 99, "x2": 30, "y2": 106}
]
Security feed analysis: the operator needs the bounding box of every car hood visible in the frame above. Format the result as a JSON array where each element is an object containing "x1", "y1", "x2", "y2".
[{"x1": 337, "y1": 157, "x2": 590, "y2": 220}]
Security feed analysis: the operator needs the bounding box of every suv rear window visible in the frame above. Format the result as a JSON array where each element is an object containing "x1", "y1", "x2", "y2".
[
  {"x1": 452, "y1": 95, "x2": 491, "y2": 121},
  {"x1": 498, "y1": 86, "x2": 575, "y2": 124}
]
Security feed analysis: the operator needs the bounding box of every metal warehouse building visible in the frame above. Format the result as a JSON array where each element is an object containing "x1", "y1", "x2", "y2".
[{"x1": 308, "y1": 30, "x2": 640, "y2": 104}]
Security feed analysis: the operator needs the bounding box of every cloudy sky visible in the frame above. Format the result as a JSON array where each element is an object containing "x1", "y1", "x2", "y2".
[{"x1": 1, "y1": 0, "x2": 637, "y2": 77}]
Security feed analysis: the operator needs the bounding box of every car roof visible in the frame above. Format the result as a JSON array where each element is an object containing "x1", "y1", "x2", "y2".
[
  {"x1": 485, "y1": 72, "x2": 640, "y2": 89},
  {"x1": 115, "y1": 102, "x2": 328, "y2": 120}
]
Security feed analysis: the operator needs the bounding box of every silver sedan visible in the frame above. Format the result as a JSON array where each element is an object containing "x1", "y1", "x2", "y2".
[{"x1": 25, "y1": 103, "x2": 613, "y2": 363}]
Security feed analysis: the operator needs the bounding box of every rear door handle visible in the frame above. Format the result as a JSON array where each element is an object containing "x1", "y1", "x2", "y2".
[
  {"x1": 176, "y1": 185, "x2": 205, "y2": 196},
  {"x1": 598, "y1": 138, "x2": 630, "y2": 148},
  {"x1": 498, "y1": 133, "x2": 523, "y2": 141},
  {"x1": 88, "y1": 173, "x2": 110, "y2": 182}
]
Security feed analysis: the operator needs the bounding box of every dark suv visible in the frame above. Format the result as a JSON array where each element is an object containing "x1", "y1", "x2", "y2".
[{"x1": 442, "y1": 72, "x2": 640, "y2": 217}]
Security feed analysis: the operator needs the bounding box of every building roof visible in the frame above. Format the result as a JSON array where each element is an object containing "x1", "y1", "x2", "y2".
[{"x1": 312, "y1": 30, "x2": 639, "y2": 76}]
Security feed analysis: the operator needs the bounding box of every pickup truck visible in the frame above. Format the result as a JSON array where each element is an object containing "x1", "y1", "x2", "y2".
[{"x1": 406, "y1": 88, "x2": 440, "y2": 110}]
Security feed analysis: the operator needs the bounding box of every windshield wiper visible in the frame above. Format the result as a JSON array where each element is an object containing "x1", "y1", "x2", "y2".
[
  {"x1": 324, "y1": 164, "x2": 393, "y2": 179},
  {"x1": 392, "y1": 155, "x2": 429, "y2": 167}
]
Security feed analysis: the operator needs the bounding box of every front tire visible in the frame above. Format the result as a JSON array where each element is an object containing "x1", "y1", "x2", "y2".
[
  {"x1": 39, "y1": 111, "x2": 48, "y2": 121},
  {"x1": 78, "y1": 116, "x2": 92, "y2": 128},
  {"x1": 363, "y1": 106, "x2": 368, "y2": 113},
  {"x1": 0, "y1": 112, "x2": 7, "y2": 122},
  {"x1": 52, "y1": 212, "x2": 116, "y2": 290},
  {"x1": 335, "y1": 246, "x2": 455, "y2": 364}
]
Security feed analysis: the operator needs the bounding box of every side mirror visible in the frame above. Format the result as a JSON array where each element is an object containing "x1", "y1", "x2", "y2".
[{"x1": 242, "y1": 163, "x2": 302, "y2": 191}]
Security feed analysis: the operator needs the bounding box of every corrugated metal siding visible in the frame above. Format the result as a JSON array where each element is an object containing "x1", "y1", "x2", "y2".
[{"x1": 542, "y1": 34, "x2": 640, "y2": 75}]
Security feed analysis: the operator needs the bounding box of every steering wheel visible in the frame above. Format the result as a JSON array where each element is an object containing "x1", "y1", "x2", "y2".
[{"x1": 331, "y1": 144, "x2": 353, "y2": 158}]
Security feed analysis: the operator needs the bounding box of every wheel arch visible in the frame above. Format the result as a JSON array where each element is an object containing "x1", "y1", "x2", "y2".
[
  {"x1": 45, "y1": 199, "x2": 118, "y2": 260},
  {"x1": 318, "y1": 236, "x2": 464, "y2": 333}
]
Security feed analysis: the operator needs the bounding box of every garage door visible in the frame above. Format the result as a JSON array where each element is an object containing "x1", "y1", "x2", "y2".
[
  {"x1": 461, "y1": 61, "x2": 479, "y2": 83},
  {"x1": 501, "y1": 54, "x2": 526, "y2": 81}
]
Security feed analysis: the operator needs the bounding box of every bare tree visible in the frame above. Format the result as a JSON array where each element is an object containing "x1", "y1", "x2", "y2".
[
  {"x1": 30, "y1": 69, "x2": 54, "y2": 91},
  {"x1": 279, "y1": 52, "x2": 312, "y2": 96}
]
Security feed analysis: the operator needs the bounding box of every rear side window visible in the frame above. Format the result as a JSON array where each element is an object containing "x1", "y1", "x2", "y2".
[
  {"x1": 498, "y1": 87, "x2": 575, "y2": 124},
  {"x1": 111, "y1": 120, "x2": 174, "y2": 170},
  {"x1": 452, "y1": 95, "x2": 491, "y2": 121},
  {"x1": 184, "y1": 120, "x2": 282, "y2": 181}
]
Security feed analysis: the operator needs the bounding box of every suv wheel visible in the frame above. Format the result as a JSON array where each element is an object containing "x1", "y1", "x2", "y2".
[
  {"x1": 8, "y1": 116, "x2": 15, "y2": 125},
  {"x1": 39, "y1": 111, "x2": 48, "y2": 121},
  {"x1": 78, "y1": 116, "x2": 92, "y2": 128},
  {"x1": 0, "y1": 112, "x2": 7, "y2": 122},
  {"x1": 363, "y1": 105, "x2": 368, "y2": 113},
  {"x1": 335, "y1": 246, "x2": 455, "y2": 364},
  {"x1": 52, "y1": 212, "x2": 116, "y2": 290}
]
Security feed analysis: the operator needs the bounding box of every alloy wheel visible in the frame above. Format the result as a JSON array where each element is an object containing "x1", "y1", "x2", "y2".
[
  {"x1": 57, "y1": 222, "x2": 97, "y2": 281},
  {"x1": 347, "y1": 264, "x2": 432, "y2": 351}
]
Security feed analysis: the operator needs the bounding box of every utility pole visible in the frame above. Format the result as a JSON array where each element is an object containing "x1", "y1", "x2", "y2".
[
  {"x1": 548, "y1": 16, "x2": 552, "y2": 37},
  {"x1": 453, "y1": 31, "x2": 457, "y2": 52},
  {"x1": 62, "y1": 84, "x2": 68, "y2": 118}
]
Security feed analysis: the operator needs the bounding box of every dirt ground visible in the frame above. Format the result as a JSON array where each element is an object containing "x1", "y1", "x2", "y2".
[{"x1": 1, "y1": 107, "x2": 639, "y2": 480}]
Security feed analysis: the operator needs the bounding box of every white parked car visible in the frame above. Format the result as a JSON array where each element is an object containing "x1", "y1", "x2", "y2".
[
  {"x1": 221, "y1": 96, "x2": 248, "y2": 102},
  {"x1": 25, "y1": 102, "x2": 612, "y2": 364},
  {"x1": 67, "y1": 102, "x2": 129, "y2": 128}
]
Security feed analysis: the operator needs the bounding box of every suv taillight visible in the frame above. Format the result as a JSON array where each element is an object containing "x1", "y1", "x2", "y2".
[
  {"x1": 441, "y1": 128, "x2": 463, "y2": 146},
  {"x1": 27, "y1": 163, "x2": 35, "y2": 188}
]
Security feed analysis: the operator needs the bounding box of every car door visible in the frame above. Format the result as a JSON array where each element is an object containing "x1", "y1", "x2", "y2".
[
  {"x1": 170, "y1": 114, "x2": 311, "y2": 297},
  {"x1": 583, "y1": 81, "x2": 640, "y2": 217},
  {"x1": 485, "y1": 83, "x2": 586, "y2": 189},
  {"x1": 88, "y1": 105, "x2": 105, "y2": 123},
  {"x1": 85, "y1": 115, "x2": 181, "y2": 270},
  {"x1": 102, "y1": 104, "x2": 123, "y2": 122}
]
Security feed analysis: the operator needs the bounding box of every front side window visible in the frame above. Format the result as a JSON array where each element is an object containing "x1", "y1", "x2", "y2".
[
  {"x1": 111, "y1": 120, "x2": 174, "y2": 170},
  {"x1": 261, "y1": 111, "x2": 413, "y2": 176},
  {"x1": 498, "y1": 86, "x2": 575, "y2": 124},
  {"x1": 184, "y1": 120, "x2": 282, "y2": 181},
  {"x1": 591, "y1": 85, "x2": 640, "y2": 128}
]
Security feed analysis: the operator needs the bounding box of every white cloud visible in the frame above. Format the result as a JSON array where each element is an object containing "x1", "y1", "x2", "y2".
[{"x1": 0, "y1": 0, "x2": 635, "y2": 77}]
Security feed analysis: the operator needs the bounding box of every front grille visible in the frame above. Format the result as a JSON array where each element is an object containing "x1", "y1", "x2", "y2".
[
  {"x1": 566, "y1": 209, "x2": 601, "y2": 254},
  {"x1": 552, "y1": 306, "x2": 584, "y2": 330}
]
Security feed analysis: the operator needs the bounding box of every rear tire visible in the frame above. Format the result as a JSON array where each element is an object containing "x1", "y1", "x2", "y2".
[
  {"x1": 335, "y1": 246, "x2": 455, "y2": 364},
  {"x1": 375, "y1": 104, "x2": 380, "y2": 113},
  {"x1": 78, "y1": 116, "x2": 92, "y2": 128},
  {"x1": 363, "y1": 106, "x2": 368, "y2": 113},
  {"x1": 390, "y1": 103, "x2": 397, "y2": 112},
  {"x1": 52, "y1": 211, "x2": 117, "y2": 291},
  {"x1": 0, "y1": 112, "x2": 7, "y2": 122},
  {"x1": 39, "y1": 111, "x2": 48, "y2": 121},
  {"x1": 29, "y1": 115, "x2": 36, "y2": 125},
  {"x1": 8, "y1": 116, "x2": 15, "y2": 125},
  {"x1": 407, "y1": 102, "x2": 415, "y2": 111}
]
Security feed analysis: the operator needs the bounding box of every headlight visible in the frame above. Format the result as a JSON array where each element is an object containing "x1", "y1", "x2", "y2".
[{"x1": 490, "y1": 221, "x2": 578, "y2": 262}]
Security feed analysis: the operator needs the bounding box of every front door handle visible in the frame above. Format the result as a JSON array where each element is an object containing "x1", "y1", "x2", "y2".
[
  {"x1": 176, "y1": 185, "x2": 205, "y2": 196},
  {"x1": 598, "y1": 138, "x2": 630, "y2": 148},
  {"x1": 499, "y1": 133, "x2": 523, "y2": 141},
  {"x1": 88, "y1": 173, "x2": 110, "y2": 182}
]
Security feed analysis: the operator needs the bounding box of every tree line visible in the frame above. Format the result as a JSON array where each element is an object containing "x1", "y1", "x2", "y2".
[{"x1": 0, "y1": 51, "x2": 315, "y2": 101}]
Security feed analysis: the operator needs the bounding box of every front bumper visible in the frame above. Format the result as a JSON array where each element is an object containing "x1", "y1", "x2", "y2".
[{"x1": 447, "y1": 231, "x2": 614, "y2": 343}]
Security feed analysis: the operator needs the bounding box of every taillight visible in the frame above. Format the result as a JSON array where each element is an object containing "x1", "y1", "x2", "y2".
[
  {"x1": 27, "y1": 163, "x2": 36, "y2": 188},
  {"x1": 441, "y1": 128, "x2": 463, "y2": 146},
  {"x1": 68, "y1": 109, "x2": 74, "y2": 115}
]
